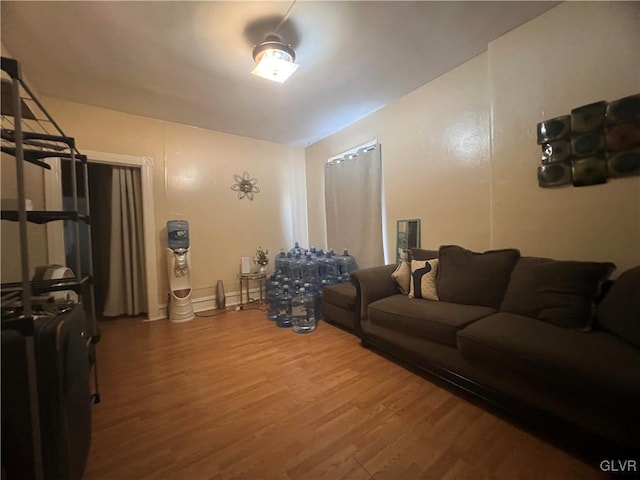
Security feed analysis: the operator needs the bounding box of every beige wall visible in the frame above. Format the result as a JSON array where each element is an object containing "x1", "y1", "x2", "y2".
[
  {"x1": 38, "y1": 97, "x2": 307, "y2": 314},
  {"x1": 305, "y1": 2, "x2": 640, "y2": 274}
]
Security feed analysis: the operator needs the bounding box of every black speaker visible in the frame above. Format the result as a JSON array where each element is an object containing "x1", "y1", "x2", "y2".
[
  {"x1": 571, "y1": 101, "x2": 606, "y2": 133},
  {"x1": 606, "y1": 94, "x2": 640, "y2": 125},
  {"x1": 571, "y1": 132, "x2": 605, "y2": 157},
  {"x1": 537, "y1": 115, "x2": 570, "y2": 144},
  {"x1": 607, "y1": 149, "x2": 640, "y2": 177},
  {"x1": 538, "y1": 162, "x2": 572, "y2": 187},
  {"x1": 541, "y1": 140, "x2": 572, "y2": 164},
  {"x1": 605, "y1": 122, "x2": 640, "y2": 151},
  {"x1": 571, "y1": 157, "x2": 608, "y2": 187}
]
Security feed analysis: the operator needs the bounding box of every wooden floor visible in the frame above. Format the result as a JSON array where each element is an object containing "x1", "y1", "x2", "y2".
[{"x1": 85, "y1": 309, "x2": 603, "y2": 480}]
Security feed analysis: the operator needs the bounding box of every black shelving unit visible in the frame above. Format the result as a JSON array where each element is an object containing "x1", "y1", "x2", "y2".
[
  {"x1": 1, "y1": 56, "x2": 99, "y2": 479},
  {"x1": 0, "y1": 56, "x2": 97, "y2": 332}
]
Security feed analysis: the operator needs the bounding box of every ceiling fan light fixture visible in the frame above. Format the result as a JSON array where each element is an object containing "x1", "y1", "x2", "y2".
[{"x1": 251, "y1": 35, "x2": 298, "y2": 83}]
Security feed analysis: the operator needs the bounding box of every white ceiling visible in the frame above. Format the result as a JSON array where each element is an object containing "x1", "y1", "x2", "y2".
[{"x1": 1, "y1": 1, "x2": 557, "y2": 148}]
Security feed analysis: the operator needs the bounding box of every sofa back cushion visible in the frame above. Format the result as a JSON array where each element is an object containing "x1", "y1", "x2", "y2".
[
  {"x1": 410, "y1": 248, "x2": 438, "y2": 261},
  {"x1": 596, "y1": 266, "x2": 640, "y2": 348},
  {"x1": 436, "y1": 245, "x2": 520, "y2": 308},
  {"x1": 500, "y1": 256, "x2": 615, "y2": 329}
]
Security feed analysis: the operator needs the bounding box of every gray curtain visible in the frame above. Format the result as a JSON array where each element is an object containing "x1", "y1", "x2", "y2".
[
  {"x1": 324, "y1": 144, "x2": 384, "y2": 269},
  {"x1": 103, "y1": 167, "x2": 147, "y2": 316}
]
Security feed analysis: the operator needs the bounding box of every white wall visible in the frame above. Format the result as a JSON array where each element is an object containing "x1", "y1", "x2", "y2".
[{"x1": 305, "y1": 2, "x2": 640, "y2": 274}]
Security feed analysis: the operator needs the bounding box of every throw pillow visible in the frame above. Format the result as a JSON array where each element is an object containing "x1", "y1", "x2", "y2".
[
  {"x1": 500, "y1": 256, "x2": 616, "y2": 329},
  {"x1": 409, "y1": 259, "x2": 439, "y2": 300},
  {"x1": 436, "y1": 245, "x2": 520, "y2": 308},
  {"x1": 596, "y1": 266, "x2": 640, "y2": 348},
  {"x1": 391, "y1": 261, "x2": 411, "y2": 295}
]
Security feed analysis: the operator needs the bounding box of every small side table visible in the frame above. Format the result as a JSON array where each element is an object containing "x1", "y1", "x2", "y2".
[{"x1": 238, "y1": 273, "x2": 266, "y2": 310}]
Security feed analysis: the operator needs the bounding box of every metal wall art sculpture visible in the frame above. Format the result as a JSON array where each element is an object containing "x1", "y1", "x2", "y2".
[
  {"x1": 537, "y1": 94, "x2": 640, "y2": 188},
  {"x1": 231, "y1": 171, "x2": 260, "y2": 200}
]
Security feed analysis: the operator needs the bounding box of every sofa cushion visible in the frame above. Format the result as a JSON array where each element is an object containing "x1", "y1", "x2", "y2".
[
  {"x1": 368, "y1": 294, "x2": 495, "y2": 347},
  {"x1": 410, "y1": 248, "x2": 438, "y2": 261},
  {"x1": 457, "y1": 312, "x2": 640, "y2": 399},
  {"x1": 436, "y1": 245, "x2": 520, "y2": 308},
  {"x1": 500, "y1": 256, "x2": 615, "y2": 329},
  {"x1": 409, "y1": 259, "x2": 439, "y2": 300},
  {"x1": 322, "y1": 282, "x2": 357, "y2": 310},
  {"x1": 391, "y1": 261, "x2": 411, "y2": 295},
  {"x1": 597, "y1": 266, "x2": 640, "y2": 348}
]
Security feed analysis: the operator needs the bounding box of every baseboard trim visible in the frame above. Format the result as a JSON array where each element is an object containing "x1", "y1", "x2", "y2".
[{"x1": 150, "y1": 286, "x2": 264, "y2": 321}]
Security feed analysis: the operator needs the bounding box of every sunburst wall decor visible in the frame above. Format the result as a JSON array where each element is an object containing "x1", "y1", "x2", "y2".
[{"x1": 231, "y1": 171, "x2": 260, "y2": 201}]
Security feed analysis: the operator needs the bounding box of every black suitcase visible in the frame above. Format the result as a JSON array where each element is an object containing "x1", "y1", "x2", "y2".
[{"x1": 2, "y1": 304, "x2": 92, "y2": 480}]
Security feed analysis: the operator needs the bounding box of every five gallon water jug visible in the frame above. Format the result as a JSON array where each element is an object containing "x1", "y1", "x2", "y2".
[
  {"x1": 316, "y1": 279, "x2": 330, "y2": 319},
  {"x1": 167, "y1": 220, "x2": 190, "y2": 250},
  {"x1": 290, "y1": 242, "x2": 303, "y2": 256},
  {"x1": 289, "y1": 254, "x2": 303, "y2": 280},
  {"x1": 266, "y1": 273, "x2": 280, "y2": 300},
  {"x1": 336, "y1": 249, "x2": 357, "y2": 283},
  {"x1": 266, "y1": 272, "x2": 279, "y2": 290},
  {"x1": 291, "y1": 287, "x2": 317, "y2": 334},
  {"x1": 274, "y1": 249, "x2": 287, "y2": 274},
  {"x1": 316, "y1": 252, "x2": 328, "y2": 277},
  {"x1": 318, "y1": 251, "x2": 338, "y2": 283},
  {"x1": 303, "y1": 281, "x2": 320, "y2": 320},
  {"x1": 282, "y1": 252, "x2": 293, "y2": 276},
  {"x1": 301, "y1": 254, "x2": 319, "y2": 284},
  {"x1": 276, "y1": 285, "x2": 292, "y2": 327},
  {"x1": 266, "y1": 282, "x2": 280, "y2": 321}
]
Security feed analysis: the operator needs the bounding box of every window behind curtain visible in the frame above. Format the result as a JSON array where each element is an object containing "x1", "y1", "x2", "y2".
[{"x1": 324, "y1": 142, "x2": 384, "y2": 269}]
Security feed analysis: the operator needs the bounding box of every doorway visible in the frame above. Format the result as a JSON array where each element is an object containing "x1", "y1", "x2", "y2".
[{"x1": 45, "y1": 151, "x2": 160, "y2": 320}]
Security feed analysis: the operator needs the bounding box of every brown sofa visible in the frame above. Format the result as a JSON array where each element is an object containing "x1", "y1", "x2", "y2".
[{"x1": 351, "y1": 245, "x2": 640, "y2": 458}]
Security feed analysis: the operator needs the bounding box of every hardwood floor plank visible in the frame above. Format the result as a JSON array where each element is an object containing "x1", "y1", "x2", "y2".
[{"x1": 84, "y1": 311, "x2": 603, "y2": 479}]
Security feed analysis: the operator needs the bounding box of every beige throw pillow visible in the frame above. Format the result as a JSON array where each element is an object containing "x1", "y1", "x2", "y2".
[
  {"x1": 409, "y1": 259, "x2": 439, "y2": 300},
  {"x1": 391, "y1": 261, "x2": 411, "y2": 295}
]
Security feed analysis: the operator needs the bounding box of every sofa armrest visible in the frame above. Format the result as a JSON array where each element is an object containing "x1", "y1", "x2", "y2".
[{"x1": 351, "y1": 264, "x2": 399, "y2": 333}]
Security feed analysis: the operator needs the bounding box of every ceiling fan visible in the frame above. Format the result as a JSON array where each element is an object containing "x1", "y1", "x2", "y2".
[{"x1": 244, "y1": 1, "x2": 300, "y2": 83}]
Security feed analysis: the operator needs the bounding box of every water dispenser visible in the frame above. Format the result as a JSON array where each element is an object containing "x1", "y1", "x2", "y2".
[{"x1": 166, "y1": 220, "x2": 194, "y2": 322}]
